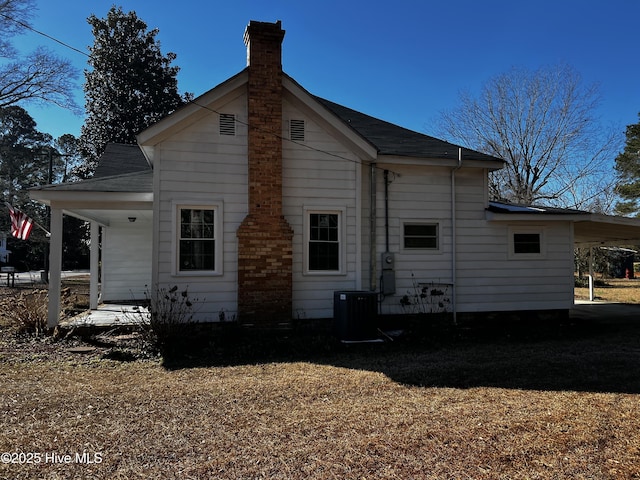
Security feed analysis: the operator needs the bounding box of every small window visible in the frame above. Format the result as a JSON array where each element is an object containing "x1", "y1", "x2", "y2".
[
  {"x1": 404, "y1": 223, "x2": 438, "y2": 249},
  {"x1": 178, "y1": 208, "x2": 216, "y2": 271},
  {"x1": 290, "y1": 119, "x2": 305, "y2": 142},
  {"x1": 513, "y1": 233, "x2": 541, "y2": 254},
  {"x1": 219, "y1": 113, "x2": 236, "y2": 136},
  {"x1": 508, "y1": 226, "x2": 546, "y2": 259}
]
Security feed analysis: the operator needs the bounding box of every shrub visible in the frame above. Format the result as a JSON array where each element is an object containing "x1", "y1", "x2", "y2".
[
  {"x1": 128, "y1": 285, "x2": 202, "y2": 357},
  {"x1": 400, "y1": 274, "x2": 451, "y2": 315},
  {"x1": 0, "y1": 290, "x2": 48, "y2": 334}
]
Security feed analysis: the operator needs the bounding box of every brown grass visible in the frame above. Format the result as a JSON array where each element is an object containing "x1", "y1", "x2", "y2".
[
  {"x1": 575, "y1": 278, "x2": 640, "y2": 303},
  {"x1": 1, "y1": 280, "x2": 640, "y2": 479},
  {"x1": 2, "y1": 329, "x2": 640, "y2": 479}
]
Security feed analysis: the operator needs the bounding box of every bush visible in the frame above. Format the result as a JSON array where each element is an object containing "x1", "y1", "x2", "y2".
[
  {"x1": 128, "y1": 285, "x2": 202, "y2": 357},
  {"x1": 0, "y1": 289, "x2": 48, "y2": 335}
]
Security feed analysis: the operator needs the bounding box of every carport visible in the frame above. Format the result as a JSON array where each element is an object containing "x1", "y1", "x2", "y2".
[
  {"x1": 574, "y1": 213, "x2": 640, "y2": 301},
  {"x1": 487, "y1": 203, "x2": 640, "y2": 304}
]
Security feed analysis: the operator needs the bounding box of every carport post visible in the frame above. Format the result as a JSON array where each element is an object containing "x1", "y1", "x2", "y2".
[{"x1": 588, "y1": 246, "x2": 595, "y2": 302}]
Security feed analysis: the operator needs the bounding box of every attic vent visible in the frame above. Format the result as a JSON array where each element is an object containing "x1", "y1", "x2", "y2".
[
  {"x1": 290, "y1": 119, "x2": 305, "y2": 142},
  {"x1": 219, "y1": 113, "x2": 236, "y2": 136}
]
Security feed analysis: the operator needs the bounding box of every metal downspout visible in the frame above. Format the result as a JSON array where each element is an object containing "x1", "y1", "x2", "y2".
[
  {"x1": 384, "y1": 170, "x2": 390, "y2": 252},
  {"x1": 451, "y1": 148, "x2": 463, "y2": 324},
  {"x1": 369, "y1": 163, "x2": 377, "y2": 291}
]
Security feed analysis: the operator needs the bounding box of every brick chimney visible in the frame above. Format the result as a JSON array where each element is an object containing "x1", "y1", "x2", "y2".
[{"x1": 237, "y1": 20, "x2": 294, "y2": 325}]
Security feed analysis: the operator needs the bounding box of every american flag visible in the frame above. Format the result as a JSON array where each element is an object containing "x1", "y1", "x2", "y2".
[{"x1": 6, "y1": 203, "x2": 34, "y2": 240}]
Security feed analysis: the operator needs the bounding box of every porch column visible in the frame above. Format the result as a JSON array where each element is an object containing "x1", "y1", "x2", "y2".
[
  {"x1": 89, "y1": 221, "x2": 99, "y2": 309},
  {"x1": 47, "y1": 207, "x2": 63, "y2": 329}
]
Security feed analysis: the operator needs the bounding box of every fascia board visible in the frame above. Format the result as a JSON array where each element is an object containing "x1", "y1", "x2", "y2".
[
  {"x1": 379, "y1": 155, "x2": 504, "y2": 170},
  {"x1": 30, "y1": 190, "x2": 153, "y2": 207},
  {"x1": 485, "y1": 210, "x2": 588, "y2": 222}
]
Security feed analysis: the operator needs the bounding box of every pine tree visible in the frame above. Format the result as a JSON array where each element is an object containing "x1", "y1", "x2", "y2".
[
  {"x1": 614, "y1": 114, "x2": 640, "y2": 216},
  {"x1": 79, "y1": 6, "x2": 185, "y2": 172}
]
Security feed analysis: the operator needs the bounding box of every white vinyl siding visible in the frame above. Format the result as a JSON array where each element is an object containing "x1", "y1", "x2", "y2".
[
  {"x1": 101, "y1": 219, "x2": 152, "y2": 302},
  {"x1": 376, "y1": 166, "x2": 574, "y2": 315},
  {"x1": 283, "y1": 99, "x2": 360, "y2": 318},
  {"x1": 153, "y1": 93, "x2": 247, "y2": 321}
]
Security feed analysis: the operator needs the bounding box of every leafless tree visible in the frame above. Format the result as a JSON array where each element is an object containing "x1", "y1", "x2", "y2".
[
  {"x1": 0, "y1": 0, "x2": 79, "y2": 111},
  {"x1": 438, "y1": 64, "x2": 620, "y2": 210}
]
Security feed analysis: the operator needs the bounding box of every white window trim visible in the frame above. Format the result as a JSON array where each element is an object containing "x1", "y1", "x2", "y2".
[
  {"x1": 508, "y1": 225, "x2": 547, "y2": 260},
  {"x1": 401, "y1": 219, "x2": 442, "y2": 253},
  {"x1": 172, "y1": 201, "x2": 223, "y2": 276},
  {"x1": 303, "y1": 206, "x2": 347, "y2": 276}
]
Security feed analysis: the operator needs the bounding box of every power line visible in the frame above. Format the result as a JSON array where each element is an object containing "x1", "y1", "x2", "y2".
[
  {"x1": 189, "y1": 100, "x2": 402, "y2": 176},
  {"x1": 2, "y1": 8, "x2": 399, "y2": 175},
  {"x1": 0, "y1": 12, "x2": 90, "y2": 58}
]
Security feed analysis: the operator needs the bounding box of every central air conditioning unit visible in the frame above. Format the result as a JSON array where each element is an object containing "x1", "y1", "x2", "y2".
[{"x1": 333, "y1": 291, "x2": 378, "y2": 342}]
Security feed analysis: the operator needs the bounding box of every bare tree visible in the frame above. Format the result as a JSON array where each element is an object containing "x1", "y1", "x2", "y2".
[
  {"x1": 0, "y1": 0, "x2": 79, "y2": 110},
  {"x1": 438, "y1": 64, "x2": 619, "y2": 210}
]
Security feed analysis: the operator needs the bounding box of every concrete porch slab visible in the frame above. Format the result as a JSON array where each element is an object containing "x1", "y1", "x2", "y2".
[{"x1": 62, "y1": 304, "x2": 149, "y2": 327}]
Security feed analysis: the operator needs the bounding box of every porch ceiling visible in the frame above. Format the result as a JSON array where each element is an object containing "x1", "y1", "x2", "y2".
[
  {"x1": 63, "y1": 208, "x2": 152, "y2": 226},
  {"x1": 574, "y1": 214, "x2": 640, "y2": 247}
]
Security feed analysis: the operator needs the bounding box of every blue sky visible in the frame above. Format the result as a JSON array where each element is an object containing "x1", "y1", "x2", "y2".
[{"x1": 10, "y1": 0, "x2": 640, "y2": 143}]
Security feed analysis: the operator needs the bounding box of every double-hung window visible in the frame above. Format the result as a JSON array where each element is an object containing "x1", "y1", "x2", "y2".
[
  {"x1": 304, "y1": 208, "x2": 345, "y2": 274},
  {"x1": 174, "y1": 203, "x2": 222, "y2": 275}
]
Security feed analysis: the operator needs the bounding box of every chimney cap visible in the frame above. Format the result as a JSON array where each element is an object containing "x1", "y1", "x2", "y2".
[{"x1": 243, "y1": 20, "x2": 285, "y2": 47}]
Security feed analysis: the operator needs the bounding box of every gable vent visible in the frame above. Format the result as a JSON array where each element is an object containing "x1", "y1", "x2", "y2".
[
  {"x1": 290, "y1": 119, "x2": 305, "y2": 142},
  {"x1": 219, "y1": 113, "x2": 236, "y2": 136}
]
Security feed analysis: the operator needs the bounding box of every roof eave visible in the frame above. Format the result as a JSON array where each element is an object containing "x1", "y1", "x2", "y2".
[
  {"x1": 379, "y1": 154, "x2": 504, "y2": 169},
  {"x1": 29, "y1": 190, "x2": 153, "y2": 208}
]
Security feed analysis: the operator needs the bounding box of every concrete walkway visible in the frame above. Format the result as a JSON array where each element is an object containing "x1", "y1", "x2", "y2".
[{"x1": 62, "y1": 304, "x2": 149, "y2": 328}]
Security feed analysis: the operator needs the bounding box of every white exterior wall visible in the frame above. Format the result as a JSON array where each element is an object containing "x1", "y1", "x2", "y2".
[
  {"x1": 101, "y1": 219, "x2": 152, "y2": 301},
  {"x1": 153, "y1": 94, "x2": 248, "y2": 321},
  {"x1": 374, "y1": 165, "x2": 575, "y2": 315},
  {"x1": 282, "y1": 99, "x2": 360, "y2": 319},
  {"x1": 373, "y1": 165, "x2": 455, "y2": 315}
]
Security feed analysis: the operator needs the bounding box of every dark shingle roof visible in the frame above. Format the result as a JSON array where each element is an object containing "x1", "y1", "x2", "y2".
[
  {"x1": 33, "y1": 170, "x2": 152, "y2": 193},
  {"x1": 93, "y1": 143, "x2": 150, "y2": 178},
  {"x1": 314, "y1": 97, "x2": 503, "y2": 163},
  {"x1": 31, "y1": 143, "x2": 152, "y2": 194}
]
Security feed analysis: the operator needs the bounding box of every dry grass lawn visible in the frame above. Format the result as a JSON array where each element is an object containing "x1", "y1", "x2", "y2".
[
  {"x1": 575, "y1": 277, "x2": 640, "y2": 303},
  {"x1": 1, "y1": 280, "x2": 640, "y2": 479}
]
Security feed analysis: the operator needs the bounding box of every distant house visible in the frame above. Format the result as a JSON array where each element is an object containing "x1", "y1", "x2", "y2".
[
  {"x1": 0, "y1": 234, "x2": 10, "y2": 264},
  {"x1": 31, "y1": 20, "x2": 640, "y2": 328}
]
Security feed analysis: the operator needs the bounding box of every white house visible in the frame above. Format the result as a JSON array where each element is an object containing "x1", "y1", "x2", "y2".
[
  {"x1": 0, "y1": 234, "x2": 10, "y2": 263},
  {"x1": 31, "y1": 20, "x2": 640, "y2": 329}
]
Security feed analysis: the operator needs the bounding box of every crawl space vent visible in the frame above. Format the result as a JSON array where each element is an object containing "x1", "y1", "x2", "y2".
[
  {"x1": 219, "y1": 113, "x2": 236, "y2": 136},
  {"x1": 290, "y1": 119, "x2": 305, "y2": 142}
]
